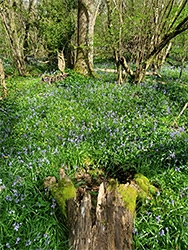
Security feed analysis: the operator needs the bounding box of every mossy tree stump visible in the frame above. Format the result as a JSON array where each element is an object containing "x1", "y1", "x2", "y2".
[
  {"x1": 67, "y1": 181, "x2": 135, "y2": 250},
  {"x1": 44, "y1": 169, "x2": 157, "y2": 250}
]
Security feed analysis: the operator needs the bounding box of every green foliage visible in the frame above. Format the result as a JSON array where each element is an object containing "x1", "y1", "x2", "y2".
[
  {"x1": 133, "y1": 167, "x2": 188, "y2": 249},
  {"x1": 37, "y1": 0, "x2": 76, "y2": 54},
  {"x1": 169, "y1": 32, "x2": 188, "y2": 65},
  {"x1": 0, "y1": 63, "x2": 187, "y2": 249}
]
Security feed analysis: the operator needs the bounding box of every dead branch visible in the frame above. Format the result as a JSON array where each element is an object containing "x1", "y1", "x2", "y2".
[
  {"x1": 173, "y1": 102, "x2": 188, "y2": 126},
  {"x1": 37, "y1": 60, "x2": 49, "y2": 64}
]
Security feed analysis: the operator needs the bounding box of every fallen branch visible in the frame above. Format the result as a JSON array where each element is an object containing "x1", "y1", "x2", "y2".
[
  {"x1": 145, "y1": 71, "x2": 162, "y2": 78},
  {"x1": 173, "y1": 102, "x2": 188, "y2": 127},
  {"x1": 41, "y1": 73, "x2": 69, "y2": 84},
  {"x1": 96, "y1": 58, "x2": 162, "y2": 80},
  {"x1": 37, "y1": 60, "x2": 49, "y2": 64},
  {"x1": 95, "y1": 68, "x2": 118, "y2": 73}
]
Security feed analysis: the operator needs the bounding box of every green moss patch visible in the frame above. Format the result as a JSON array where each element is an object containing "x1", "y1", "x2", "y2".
[
  {"x1": 51, "y1": 178, "x2": 76, "y2": 217},
  {"x1": 134, "y1": 173, "x2": 157, "y2": 200},
  {"x1": 118, "y1": 184, "x2": 137, "y2": 214}
]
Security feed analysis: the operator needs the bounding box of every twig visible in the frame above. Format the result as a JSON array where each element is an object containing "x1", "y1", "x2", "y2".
[
  {"x1": 37, "y1": 60, "x2": 49, "y2": 64},
  {"x1": 173, "y1": 102, "x2": 188, "y2": 126},
  {"x1": 34, "y1": 184, "x2": 46, "y2": 201},
  {"x1": 145, "y1": 71, "x2": 162, "y2": 78}
]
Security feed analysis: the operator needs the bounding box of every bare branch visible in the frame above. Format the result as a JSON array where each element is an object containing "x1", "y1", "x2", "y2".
[
  {"x1": 173, "y1": 102, "x2": 188, "y2": 125},
  {"x1": 119, "y1": 57, "x2": 134, "y2": 77}
]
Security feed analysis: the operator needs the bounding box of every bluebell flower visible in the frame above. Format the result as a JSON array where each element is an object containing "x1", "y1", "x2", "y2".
[
  {"x1": 6, "y1": 243, "x2": 10, "y2": 248},
  {"x1": 16, "y1": 237, "x2": 20, "y2": 244}
]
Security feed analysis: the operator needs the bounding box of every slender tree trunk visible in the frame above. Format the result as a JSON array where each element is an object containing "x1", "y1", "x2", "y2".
[
  {"x1": 0, "y1": 0, "x2": 26, "y2": 76},
  {"x1": 23, "y1": 0, "x2": 35, "y2": 61},
  {"x1": 118, "y1": 0, "x2": 123, "y2": 85},
  {"x1": 0, "y1": 58, "x2": 7, "y2": 98},
  {"x1": 106, "y1": 0, "x2": 123, "y2": 84},
  {"x1": 154, "y1": 42, "x2": 172, "y2": 70},
  {"x1": 58, "y1": 50, "x2": 65, "y2": 74},
  {"x1": 179, "y1": 55, "x2": 186, "y2": 79}
]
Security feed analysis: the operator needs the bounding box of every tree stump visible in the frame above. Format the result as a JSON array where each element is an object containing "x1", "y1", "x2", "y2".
[
  {"x1": 58, "y1": 50, "x2": 66, "y2": 74},
  {"x1": 44, "y1": 169, "x2": 157, "y2": 250},
  {"x1": 67, "y1": 181, "x2": 135, "y2": 250}
]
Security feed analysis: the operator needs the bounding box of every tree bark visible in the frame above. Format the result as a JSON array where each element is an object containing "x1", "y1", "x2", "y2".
[
  {"x1": 0, "y1": 0, "x2": 26, "y2": 76},
  {"x1": 0, "y1": 58, "x2": 7, "y2": 98},
  {"x1": 58, "y1": 50, "x2": 65, "y2": 74},
  {"x1": 74, "y1": 0, "x2": 102, "y2": 76},
  {"x1": 67, "y1": 181, "x2": 134, "y2": 250},
  {"x1": 106, "y1": 0, "x2": 123, "y2": 84},
  {"x1": 179, "y1": 55, "x2": 186, "y2": 79},
  {"x1": 22, "y1": 0, "x2": 35, "y2": 61}
]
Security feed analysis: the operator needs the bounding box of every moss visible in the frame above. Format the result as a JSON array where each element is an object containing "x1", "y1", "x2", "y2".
[
  {"x1": 74, "y1": 60, "x2": 97, "y2": 78},
  {"x1": 137, "y1": 190, "x2": 147, "y2": 200},
  {"x1": 74, "y1": 64, "x2": 88, "y2": 76},
  {"x1": 149, "y1": 185, "x2": 157, "y2": 194},
  {"x1": 106, "y1": 175, "x2": 157, "y2": 215},
  {"x1": 117, "y1": 185, "x2": 137, "y2": 215},
  {"x1": 107, "y1": 179, "x2": 118, "y2": 191},
  {"x1": 134, "y1": 173, "x2": 157, "y2": 199},
  {"x1": 51, "y1": 177, "x2": 76, "y2": 217},
  {"x1": 134, "y1": 177, "x2": 149, "y2": 193}
]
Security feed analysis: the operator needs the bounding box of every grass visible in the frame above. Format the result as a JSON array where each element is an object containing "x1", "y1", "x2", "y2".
[{"x1": 0, "y1": 62, "x2": 188, "y2": 249}]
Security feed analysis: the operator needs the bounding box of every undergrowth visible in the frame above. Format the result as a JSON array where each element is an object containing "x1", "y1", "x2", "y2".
[{"x1": 0, "y1": 63, "x2": 188, "y2": 249}]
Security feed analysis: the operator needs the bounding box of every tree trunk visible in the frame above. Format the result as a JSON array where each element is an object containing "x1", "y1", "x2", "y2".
[
  {"x1": 0, "y1": 0, "x2": 26, "y2": 76},
  {"x1": 117, "y1": 0, "x2": 123, "y2": 85},
  {"x1": 74, "y1": 0, "x2": 102, "y2": 76},
  {"x1": 74, "y1": 0, "x2": 93, "y2": 75},
  {"x1": 0, "y1": 58, "x2": 7, "y2": 99},
  {"x1": 23, "y1": 0, "x2": 35, "y2": 61},
  {"x1": 106, "y1": 0, "x2": 122, "y2": 84},
  {"x1": 179, "y1": 55, "x2": 186, "y2": 79},
  {"x1": 116, "y1": 2, "x2": 188, "y2": 84}
]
